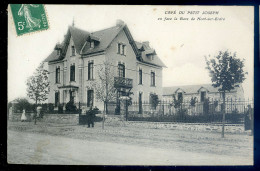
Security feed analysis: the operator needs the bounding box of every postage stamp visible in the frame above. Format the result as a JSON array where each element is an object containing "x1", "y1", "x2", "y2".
[{"x1": 10, "y1": 4, "x2": 49, "y2": 36}]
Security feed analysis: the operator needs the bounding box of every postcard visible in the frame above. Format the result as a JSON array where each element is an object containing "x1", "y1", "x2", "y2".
[{"x1": 8, "y1": 5, "x2": 254, "y2": 165}]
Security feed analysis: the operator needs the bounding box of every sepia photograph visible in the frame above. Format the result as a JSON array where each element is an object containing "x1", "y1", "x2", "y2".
[{"x1": 8, "y1": 5, "x2": 254, "y2": 165}]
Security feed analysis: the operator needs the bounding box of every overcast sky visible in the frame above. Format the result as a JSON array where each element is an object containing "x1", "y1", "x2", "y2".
[{"x1": 8, "y1": 5, "x2": 254, "y2": 101}]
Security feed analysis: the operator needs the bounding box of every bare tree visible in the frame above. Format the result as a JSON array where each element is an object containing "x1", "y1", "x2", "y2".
[
  {"x1": 87, "y1": 61, "x2": 117, "y2": 129},
  {"x1": 205, "y1": 50, "x2": 247, "y2": 138}
]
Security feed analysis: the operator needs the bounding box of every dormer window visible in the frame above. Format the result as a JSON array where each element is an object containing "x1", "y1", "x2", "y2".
[
  {"x1": 90, "y1": 41, "x2": 94, "y2": 48},
  {"x1": 71, "y1": 46, "x2": 75, "y2": 56},
  {"x1": 57, "y1": 49, "x2": 61, "y2": 56}
]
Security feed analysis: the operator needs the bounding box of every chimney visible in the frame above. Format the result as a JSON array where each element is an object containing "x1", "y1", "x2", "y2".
[
  {"x1": 116, "y1": 19, "x2": 125, "y2": 27},
  {"x1": 142, "y1": 41, "x2": 150, "y2": 47}
]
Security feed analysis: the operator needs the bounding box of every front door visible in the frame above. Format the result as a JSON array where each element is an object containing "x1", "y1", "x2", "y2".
[{"x1": 69, "y1": 90, "x2": 74, "y2": 102}]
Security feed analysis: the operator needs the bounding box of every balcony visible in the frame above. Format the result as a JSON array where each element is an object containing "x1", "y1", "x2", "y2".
[{"x1": 114, "y1": 77, "x2": 133, "y2": 89}]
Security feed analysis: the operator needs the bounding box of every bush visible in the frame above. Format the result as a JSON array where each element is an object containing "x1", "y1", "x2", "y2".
[
  {"x1": 12, "y1": 98, "x2": 33, "y2": 112},
  {"x1": 58, "y1": 104, "x2": 63, "y2": 113},
  {"x1": 150, "y1": 94, "x2": 159, "y2": 110},
  {"x1": 48, "y1": 103, "x2": 54, "y2": 112},
  {"x1": 65, "y1": 101, "x2": 77, "y2": 112}
]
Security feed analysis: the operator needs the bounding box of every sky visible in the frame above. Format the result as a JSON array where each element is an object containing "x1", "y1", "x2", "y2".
[{"x1": 8, "y1": 5, "x2": 254, "y2": 102}]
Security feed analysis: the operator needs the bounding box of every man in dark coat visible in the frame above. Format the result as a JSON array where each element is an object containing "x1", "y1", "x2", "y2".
[{"x1": 86, "y1": 107, "x2": 95, "y2": 128}]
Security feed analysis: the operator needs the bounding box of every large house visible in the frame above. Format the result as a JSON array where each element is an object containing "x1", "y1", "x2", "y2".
[{"x1": 45, "y1": 20, "x2": 166, "y2": 113}]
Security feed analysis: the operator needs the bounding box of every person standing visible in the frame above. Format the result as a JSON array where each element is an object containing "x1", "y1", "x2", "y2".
[
  {"x1": 86, "y1": 107, "x2": 95, "y2": 128},
  {"x1": 21, "y1": 109, "x2": 27, "y2": 122}
]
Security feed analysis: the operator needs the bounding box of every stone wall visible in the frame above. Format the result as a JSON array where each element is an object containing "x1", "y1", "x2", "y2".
[
  {"x1": 42, "y1": 114, "x2": 79, "y2": 124},
  {"x1": 9, "y1": 113, "x2": 79, "y2": 125},
  {"x1": 9, "y1": 112, "x2": 33, "y2": 122},
  {"x1": 105, "y1": 116, "x2": 246, "y2": 134}
]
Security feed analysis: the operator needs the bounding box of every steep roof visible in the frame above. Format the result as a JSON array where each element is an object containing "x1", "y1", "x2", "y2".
[
  {"x1": 163, "y1": 84, "x2": 242, "y2": 96},
  {"x1": 44, "y1": 50, "x2": 61, "y2": 62},
  {"x1": 81, "y1": 25, "x2": 122, "y2": 55},
  {"x1": 45, "y1": 21, "x2": 166, "y2": 68},
  {"x1": 135, "y1": 41, "x2": 166, "y2": 67},
  {"x1": 69, "y1": 26, "x2": 91, "y2": 54}
]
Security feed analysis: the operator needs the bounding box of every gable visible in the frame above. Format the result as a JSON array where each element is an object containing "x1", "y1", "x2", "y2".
[
  {"x1": 163, "y1": 84, "x2": 242, "y2": 96},
  {"x1": 45, "y1": 21, "x2": 165, "y2": 68}
]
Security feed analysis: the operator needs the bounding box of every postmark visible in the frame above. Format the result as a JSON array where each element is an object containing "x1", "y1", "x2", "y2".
[{"x1": 10, "y1": 4, "x2": 49, "y2": 36}]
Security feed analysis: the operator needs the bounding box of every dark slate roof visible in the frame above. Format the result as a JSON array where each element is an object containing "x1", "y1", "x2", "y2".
[
  {"x1": 69, "y1": 26, "x2": 91, "y2": 54},
  {"x1": 45, "y1": 26, "x2": 90, "y2": 62},
  {"x1": 81, "y1": 25, "x2": 122, "y2": 55},
  {"x1": 135, "y1": 41, "x2": 166, "y2": 67},
  {"x1": 44, "y1": 50, "x2": 61, "y2": 62},
  {"x1": 163, "y1": 84, "x2": 242, "y2": 96},
  {"x1": 45, "y1": 22, "x2": 166, "y2": 68}
]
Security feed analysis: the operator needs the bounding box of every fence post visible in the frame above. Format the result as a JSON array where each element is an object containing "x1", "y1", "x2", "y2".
[
  {"x1": 231, "y1": 98, "x2": 233, "y2": 113},
  {"x1": 162, "y1": 100, "x2": 164, "y2": 115}
]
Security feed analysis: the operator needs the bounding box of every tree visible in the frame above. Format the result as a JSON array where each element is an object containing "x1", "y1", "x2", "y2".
[
  {"x1": 171, "y1": 95, "x2": 187, "y2": 120},
  {"x1": 205, "y1": 50, "x2": 247, "y2": 138},
  {"x1": 150, "y1": 93, "x2": 160, "y2": 110},
  {"x1": 190, "y1": 97, "x2": 197, "y2": 107},
  {"x1": 11, "y1": 98, "x2": 32, "y2": 112},
  {"x1": 26, "y1": 62, "x2": 50, "y2": 124},
  {"x1": 87, "y1": 61, "x2": 117, "y2": 129},
  {"x1": 172, "y1": 95, "x2": 183, "y2": 109}
]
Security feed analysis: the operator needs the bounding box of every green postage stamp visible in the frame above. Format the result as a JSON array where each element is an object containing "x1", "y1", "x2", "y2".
[{"x1": 10, "y1": 4, "x2": 49, "y2": 36}]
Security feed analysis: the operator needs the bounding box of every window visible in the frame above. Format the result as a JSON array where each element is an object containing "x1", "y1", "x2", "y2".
[
  {"x1": 201, "y1": 91, "x2": 206, "y2": 102},
  {"x1": 70, "y1": 64, "x2": 75, "y2": 81},
  {"x1": 90, "y1": 41, "x2": 94, "y2": 48},
  {"x1": 178, "y1": 92, "x2": 183, "y2": 102},
  {"x1": 88, "y1": 62, "x2": 94, "y2": 80},
  {"x1": 122, "y1": 45, "x2": 126, "y2": 55},
  {"x1": 55, "y1": 67, "x2": 60, "y2": 83},
  {"x1": 55, "y1": 91, "x2": 60, "y2": 107},
  {"x1": 151, "y1": 72, "x2": 155, "y2": 86},
  {"x1": 138, "y1": 92, "x2": 143, "y2": 114},
  {"x1": 117, "y1": 43, "x2": 121, "y2": 54},
  {"x1": 71, "y1": 46, "x2": 75, "y2": 56},
  {"x1": 87, "y1": 90, "x2": 94, "y2": 107},
  {"x1": 139, "y1": 69, "x2": 142, "y2": 84},
  {"x1": 117, "y1": 43, "x2": 126, "y2": 55},
  {"x1": 118, "y1": 64, "x2": 125, "y2": 78},
  {"x1": 57, "y1": 49, "x2": 60, "y2": 56}
]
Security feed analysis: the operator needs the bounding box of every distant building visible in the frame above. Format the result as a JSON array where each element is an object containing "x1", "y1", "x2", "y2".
[
  {"x1": 163, "y1": 84, "x2": 244, "y2": 102},
  {"x1": 45, "y1": 20, "x2": 166, "y2": 113}
]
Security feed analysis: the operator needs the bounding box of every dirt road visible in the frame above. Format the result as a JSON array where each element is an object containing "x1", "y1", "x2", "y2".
[{"x1": 7, "y1": 129, "x2": 253, "y2": 165}]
